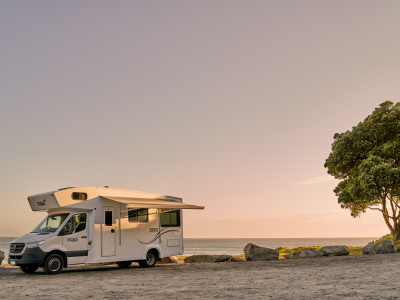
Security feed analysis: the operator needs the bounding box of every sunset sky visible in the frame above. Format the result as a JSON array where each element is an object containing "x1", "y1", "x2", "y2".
[{"x1": 1, "y1": 1, "x2": 400, "y2": 238}]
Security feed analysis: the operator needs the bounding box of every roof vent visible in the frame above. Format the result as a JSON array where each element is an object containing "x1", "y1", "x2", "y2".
[
  {"x1": 104, "y1": 186, "x2": 109, "y2": 188},
  {"x1": 58, "y1": 187, "x2": 74, "y2": 190}
]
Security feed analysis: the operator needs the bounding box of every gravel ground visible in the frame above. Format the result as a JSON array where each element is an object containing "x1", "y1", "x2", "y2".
[{"x1": 1, "y1": 254, "x2": 400, "y2": 299}]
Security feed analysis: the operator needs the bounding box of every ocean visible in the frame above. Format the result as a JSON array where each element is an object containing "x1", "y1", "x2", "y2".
[
  {"x1": 0, "y1": 237, "x2": 377, "y2": 261},
  {"x1": 182, "y1": 238, "x2": 378, "y2": 255}
]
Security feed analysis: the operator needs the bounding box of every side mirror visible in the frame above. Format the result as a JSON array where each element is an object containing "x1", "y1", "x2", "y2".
[
  {"x1": 65, "y1": 224, "x2": 74, "y2": 235},
  {"x1": 59, "y1": 224, "x2": 73, "y2": 236}
]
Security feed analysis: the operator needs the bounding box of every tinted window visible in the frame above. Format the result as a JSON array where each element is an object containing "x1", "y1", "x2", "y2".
[
  {"x1": 105, "y1": 211, "x2": 113, "y2": 226},
  {"x1": 128, "y1": 209, "x2": 148, "y2": 222},
  {"x1": 63, "y1": 213, "x2": 87, "y2": 235},
  {"x1": 72, "y1": 192, "x2": 87, "y2": 200},
  {"x1": 160, "y1": 209, "x2": 180, "y2": 227}
]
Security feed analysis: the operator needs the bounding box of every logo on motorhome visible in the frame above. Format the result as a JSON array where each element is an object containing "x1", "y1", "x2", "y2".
[
  {"x1": 37, "y1": 198, "x2": 46, "y2": 206},
  {"x1": 67, "y1": 238, "x2": 78, "y2": 242},
  {"x1": 10, "y1": 244, "x2": 16, "y2": 252}
]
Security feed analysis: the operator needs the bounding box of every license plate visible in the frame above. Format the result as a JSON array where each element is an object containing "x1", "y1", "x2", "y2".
[{"x1": 10, "y1": 261, "x2": 16, "y2": 266}]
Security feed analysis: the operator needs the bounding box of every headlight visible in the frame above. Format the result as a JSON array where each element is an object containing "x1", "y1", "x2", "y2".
[{"x1": 27, "y1": 240, "x2": 46, "y2": 248}]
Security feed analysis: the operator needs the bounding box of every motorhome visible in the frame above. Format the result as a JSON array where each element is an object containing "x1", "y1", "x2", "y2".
[{"x1": 8, "y1": 187, "x2": 204, "y2": 274}]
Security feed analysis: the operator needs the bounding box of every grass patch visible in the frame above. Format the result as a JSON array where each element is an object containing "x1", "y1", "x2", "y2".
[
  {"x1": 276, "y1": 246, "x2": 322, "y2": 258},
  {"x1": 348, "y1": 246, "x2": 362, "y2": 255},
  {"x1": 232, "y1": 254, "x2": 246, "y2": 260},
  {"x1": 374, "y1": 234, "x2": 400, "y2": 247},
  {"x1": 177, "y1": 256, "x2": 188, "y2": 262}
]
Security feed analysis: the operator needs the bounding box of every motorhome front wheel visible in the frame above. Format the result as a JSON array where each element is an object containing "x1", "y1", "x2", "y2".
[{"x1": 43, "y1": 253, "x2": 64, "y2": 275}]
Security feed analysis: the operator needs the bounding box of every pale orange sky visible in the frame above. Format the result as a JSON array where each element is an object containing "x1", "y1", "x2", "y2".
[{"x1": 1, "y1": 1, "x2": 400, "y2": 237}]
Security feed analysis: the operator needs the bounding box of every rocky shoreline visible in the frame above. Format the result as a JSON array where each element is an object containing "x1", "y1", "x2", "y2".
[{"x1": 178, "y1": 239, "x2": 399, "y2": 264}]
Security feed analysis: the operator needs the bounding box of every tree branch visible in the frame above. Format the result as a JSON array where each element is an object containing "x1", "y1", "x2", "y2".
[{"x1": 367, "y1": 207, "x2": 394, "y2": 219}]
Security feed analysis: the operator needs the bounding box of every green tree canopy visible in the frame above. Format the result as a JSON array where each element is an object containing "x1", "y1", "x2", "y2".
[{"x1": 325, "y1": 101, "x2": 400, "y2": 239}]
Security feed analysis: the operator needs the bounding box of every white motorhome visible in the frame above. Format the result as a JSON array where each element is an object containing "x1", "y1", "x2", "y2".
[{"x1": 8, "y1": 187, "x2": 204, "y2": 274}]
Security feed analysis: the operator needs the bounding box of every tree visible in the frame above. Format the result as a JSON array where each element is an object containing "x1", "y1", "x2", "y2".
[{"x1": 324, "y1": 101, "x2": 400, "y2": 239}]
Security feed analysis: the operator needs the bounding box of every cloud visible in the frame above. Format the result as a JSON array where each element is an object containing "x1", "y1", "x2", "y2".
[{"x1": 292, "y1": 175, "x2": 335, "y2": 186}]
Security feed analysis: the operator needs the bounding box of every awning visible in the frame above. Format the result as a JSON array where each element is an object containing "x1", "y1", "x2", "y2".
[{"x1": 101, "y1": 196, "x2": 205, "y2": 210}]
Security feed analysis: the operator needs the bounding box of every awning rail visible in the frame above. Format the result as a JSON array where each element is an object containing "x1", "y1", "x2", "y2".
[{"x1": 100, "y1": 196, "x2": 205, "y2": 210}]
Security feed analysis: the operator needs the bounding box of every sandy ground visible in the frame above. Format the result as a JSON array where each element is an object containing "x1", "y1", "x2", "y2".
[{"x1": 1, "y1": 254, "x2": 400, "y2": 299}]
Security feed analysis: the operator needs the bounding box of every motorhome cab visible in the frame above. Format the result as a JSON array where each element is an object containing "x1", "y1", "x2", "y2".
[{"x1": 8, "y1": 187, "x2": 204, "y2": 274}]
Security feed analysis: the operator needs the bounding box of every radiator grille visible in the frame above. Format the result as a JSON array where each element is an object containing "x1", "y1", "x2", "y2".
[{"x1": 10, "y1": 243, "x2": 25, "y2": 254}]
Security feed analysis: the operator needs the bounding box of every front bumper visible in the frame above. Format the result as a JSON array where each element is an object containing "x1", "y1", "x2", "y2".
[{"x1": 8, "y1": 247, "x2": 47, "y2": 267}]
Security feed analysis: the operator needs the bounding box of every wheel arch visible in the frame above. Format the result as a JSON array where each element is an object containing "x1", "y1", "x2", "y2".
[
  {"x1": 147, "y1": 247, "x2": 161, "y2": 261},
  {"x1": 45, "y1": 250, "x2": 68, "y2": 268}
]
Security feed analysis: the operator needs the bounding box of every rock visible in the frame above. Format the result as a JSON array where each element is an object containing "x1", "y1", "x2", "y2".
[
  {"x1": 377, "y1": 239, "x2": 396, "y2": 254},
  {"x1": 284, "y1": 248, "x2": 324, "y2": 259},
  {"x1": 320, "y1": 246, "x2": 350, "y2": 256},
  {"x1": 184, "y1": 255, "x2": 232, "y2": 263},
  {"x1": 0, "y1": 250, "x2": 3, "y2": 265},
  {"x1": 362, "y1": 242, "x2": 377, "y2": 255},
  {"x1": 156, "y1": 256, "x2": 178, "y2": 264},
  {"x1": 230, "y1": 257, "x2": 246, "y2": 262},
  {"x1": 244, "y1": 243, "x2": 279, "y2": 261}
]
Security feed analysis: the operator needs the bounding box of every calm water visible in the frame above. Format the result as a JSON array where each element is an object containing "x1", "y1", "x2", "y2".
[
  {"x1": 182, "y1": 238, "x2": 378, "y2": 255},
  {"x1": 0, "y1": 237, "x2": 378, "y2": 261}
]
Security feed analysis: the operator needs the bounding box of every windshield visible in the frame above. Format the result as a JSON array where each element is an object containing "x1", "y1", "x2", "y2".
[{"x1": 31, "y1": 213, "x2": 70, "y2": 233}]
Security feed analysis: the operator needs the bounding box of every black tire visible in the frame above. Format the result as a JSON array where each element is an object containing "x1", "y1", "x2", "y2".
[
  {"x1": 20, "y1": 266, "x2": 38, "y2": 273},
  {"x1": 117, "y1": 261, "x2": 132, "y2": 268},
  {"x1": 138, "y1": 250, "x2": 158, "y2": 268},
  {"x1": 43, "y1": 253, "x2": 64, "y2": 275}
]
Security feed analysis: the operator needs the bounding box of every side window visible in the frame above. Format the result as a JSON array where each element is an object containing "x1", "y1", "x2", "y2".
[
  {"x1": 160, "y1": 209, "x2": 180, "y2": 227},
  {"x1": 62, "y1": 214, "x2": 86, "y2": 235},
  {"x1": 105, "y1": 211, "x2": 113, "y2": 226},
  {"x1": 74, "y1": 214, "x2": 86, "y2": 233},
  {"x1": 128, "y1": 209, "x2": 148, "y2": 222},
  {"x1": 72, "y1": 192, "x2": 87, "y2": 200}
]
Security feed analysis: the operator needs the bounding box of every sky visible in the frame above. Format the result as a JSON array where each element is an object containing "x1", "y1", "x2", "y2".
[{"x1": 1, "y1": 1, "x2": 400, "y2": 238}]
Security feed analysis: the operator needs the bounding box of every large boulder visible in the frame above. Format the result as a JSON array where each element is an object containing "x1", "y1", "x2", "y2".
[
  {"x1": 156, "y1": 256, "x2": 178, "y2": 264},
  {"x1": 184, "y1": 255, "x2": 231, "y2": 263},
  {"x1": 284, "y1": 248, "x2": 324, "y2": 259},
  {"x1": 377, "y1": 239, "x2": 396, "y2": 254},
  {"x1": 0, "y1": 251, "x2": 4, "y2": 265},
  {"x1": 244, "y1": 243, "x2": 279, "y2": 261},
  {"x1": 320, "y1": 245, "x2": 350, "y2": 256},
  {"x1": 362, "y1": 242, "x2": 377, "y2": 255}
]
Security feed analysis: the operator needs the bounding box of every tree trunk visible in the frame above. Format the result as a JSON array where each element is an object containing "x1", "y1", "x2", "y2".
[{"x1": 392, "y1": 228, "x2": 400, "y2": 240}]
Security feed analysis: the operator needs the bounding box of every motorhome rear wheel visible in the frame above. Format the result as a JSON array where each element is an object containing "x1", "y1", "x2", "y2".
[
  {"x1": 117, "y1": 261, "x2": 132, "y2": 268},
  {"x1": 20, "y1": 266, "x2": 39, "y2": 273},
  {"x1": 43, "y1": 253, "x2": 64, "y2": 275},
  {"x1": 138, "y1": 250, "x2": 158, "y2": 268}
]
